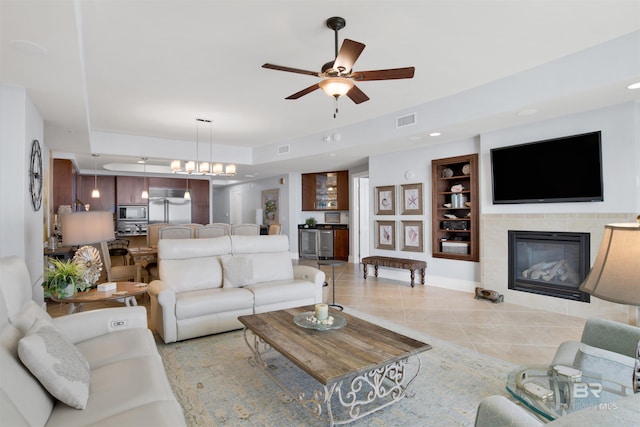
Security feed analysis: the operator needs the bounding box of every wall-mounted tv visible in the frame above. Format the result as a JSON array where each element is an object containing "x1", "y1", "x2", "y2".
[{"x1": 491, "y1": 131, "x2": 604, "y2": 204}]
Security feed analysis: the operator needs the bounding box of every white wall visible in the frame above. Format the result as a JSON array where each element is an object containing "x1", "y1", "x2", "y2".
[
  {"x1": 0, "y1": 85, "x2": 46, "y2": 304},
  {"x1": 368, "y1": 137, "x2": 481, "y2": 290}
]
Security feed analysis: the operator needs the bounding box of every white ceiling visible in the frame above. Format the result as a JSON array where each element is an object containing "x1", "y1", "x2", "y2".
[{"x1": 2, "y1": 0, "x2": 640, "y2": 185}]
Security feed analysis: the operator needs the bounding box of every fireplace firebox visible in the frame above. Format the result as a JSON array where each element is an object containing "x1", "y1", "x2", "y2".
[{"x1": 508, "y1": 230, "x2": 590, "y2": 302}]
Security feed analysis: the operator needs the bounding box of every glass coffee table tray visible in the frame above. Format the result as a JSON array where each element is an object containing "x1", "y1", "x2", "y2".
[{"x1": 293, "y1": 311, "x2": 346, "y2": 331}]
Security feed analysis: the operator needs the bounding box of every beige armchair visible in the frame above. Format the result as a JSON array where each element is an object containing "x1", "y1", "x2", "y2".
[
  {"x1": 268, "y1": 223, "x2": 282, "y2": 235},
  {"x1": 158, "y1": 226, "x2": 193, "y2": 239},
  {"x1": 196, "y1": 223, "x2": 231, "y2": 238},
  {"x1": 231, "y1": 224, "x2": 260, "y2": 235}
]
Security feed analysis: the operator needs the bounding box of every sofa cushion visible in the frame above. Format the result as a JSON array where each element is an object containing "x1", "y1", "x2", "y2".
[
  {"x1": 248, "y1": 252, "x2": 294, "y2": 283},
  {"x1": 245, "y1": 279, "x2": 317, "y2": 306},
  {"x1": 18, "y1": 318, "x2": 90, "y2": 409},
  {"x1": 75, "y1": 328, "x2": 158, "y2": 370},
  {"x1": 220, "y1": 255, "x2": 255, "y2": 288},
  {"x1": 175, "y1": 288, "x2": 253, "y2": 320}
]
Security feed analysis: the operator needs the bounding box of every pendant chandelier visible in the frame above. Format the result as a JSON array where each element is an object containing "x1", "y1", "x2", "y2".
[
  {"x1": 140, "y1": 157, "x2": 149, "y2": 199},
  {"x1": 91, "y1": 154, "x2": 100, "y2": 198},
  {"x1": 171, "y1": 118, "x2": 236, "y2": 176}
]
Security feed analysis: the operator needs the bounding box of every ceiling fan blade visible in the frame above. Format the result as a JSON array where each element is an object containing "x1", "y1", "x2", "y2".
[
  {"x1": 285, "y1": 83, "x2": 321, "y2": 100},
  {"x1": 333, "y1": 39, "x2": 366, "y2": 73},
  {"x1": 262, "y1": 63, "x2": 320, "y2": 77},
  {"x1": 351, "y1": 67, "x2": 415, "y2": 81},
  {"x1": 346, "y1": 85, "x2": 369, "y2": 104}
]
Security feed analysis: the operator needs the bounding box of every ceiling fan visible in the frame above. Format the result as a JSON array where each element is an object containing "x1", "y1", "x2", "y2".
[{"x1": 262, "y1": 16, "x2": 415, "y2": 117}]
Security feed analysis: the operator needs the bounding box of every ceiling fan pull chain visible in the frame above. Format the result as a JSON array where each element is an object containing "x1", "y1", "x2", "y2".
[{"x1": 334, "y1": 96, "x2": 339, "y2": 118}]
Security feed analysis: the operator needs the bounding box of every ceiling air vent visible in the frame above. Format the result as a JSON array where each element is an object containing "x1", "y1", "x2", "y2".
[
  {"x1": 277, "y1": 144, "x2": 290, "y2": 155},
  {"x1": 396, "y1": 113, "x2": 417, "y2": 129}
]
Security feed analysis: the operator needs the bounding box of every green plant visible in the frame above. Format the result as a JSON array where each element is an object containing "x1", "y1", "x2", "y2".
[
  {"x1": 305, "y1": 217, "x2": 317, "y2": 226},
  {"x1": 42, "y1": 258, "x2": 85, "y2": 298}
]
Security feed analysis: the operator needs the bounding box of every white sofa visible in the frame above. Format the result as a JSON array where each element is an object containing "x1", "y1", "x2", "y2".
[
  {"x1": 148, "y1": 234, "x2": 325, "y2": 344},
  {"x1": 0, "y1": 256, "x2": 185, "y2": 427}
]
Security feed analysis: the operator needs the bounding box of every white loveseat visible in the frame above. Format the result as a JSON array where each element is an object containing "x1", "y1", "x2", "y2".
[
  {"x1": 148, "y1": 234, "x2": 325, "y2": 344},
  {"x1": 0, "y1": 256, "x2": 185, "y2": 427}
]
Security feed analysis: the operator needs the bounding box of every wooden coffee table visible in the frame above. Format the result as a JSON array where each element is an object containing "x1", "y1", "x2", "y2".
[
  {"x1": 51, "y1": 282, "x2": 149, "y2": 314},
  {"x1": 238, "y1": 306, "x2": 431, "y2": 425}
]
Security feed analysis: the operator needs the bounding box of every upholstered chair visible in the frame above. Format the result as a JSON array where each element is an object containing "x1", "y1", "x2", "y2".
[
  {"x1": 231, "y1": 224, "x2": 260, "y2": 235},
  {"x1": 268, "y1": 223, "x2": 282, "y2": 235},
  {"x1": 196, "y1": 223, "x2": 231, "y2": 238}
]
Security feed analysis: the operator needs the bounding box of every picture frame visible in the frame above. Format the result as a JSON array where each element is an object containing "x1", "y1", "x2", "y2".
[
  {"x1": 401, "y1": 183, "x2": 423, "y2": 215},
  {"x1": 401, "y1": 220, "x2": 423, "y2": 252},
  {"x1": 375, "y1": 220, "x2": 395, "y2": 250},
  {"x1": 261, "y1": 189, "x2": 279, "y2": 225},
  {"x1": 375, "y1": 185, "x2": 395, "y2": 215},
  {"x1": 324, "y1": 212, "x2": 341, "y2": 224}
]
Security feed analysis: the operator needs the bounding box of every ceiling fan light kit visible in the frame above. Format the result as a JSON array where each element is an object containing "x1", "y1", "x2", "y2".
[
  {"x1": 262, "y1": 16, "x2": 415, "y2": 117},
  {"x1": 171, "y1": 118, "x2": 237, "y2": 176}
]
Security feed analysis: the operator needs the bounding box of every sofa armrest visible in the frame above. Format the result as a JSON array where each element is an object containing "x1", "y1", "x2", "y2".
[
  {"x1": 474, "y1": 395, "x2": 543, "y2": 427},
  {"x1": 293, "y1": 265, "x2": 325, "y2": 287},
  {"x1": 148, "y1": 279, "x2": 178, "y2": 343},
  {"x1": 52, "y1": 306, "x2": 148, "y2": 344},
  {"x1": 581, "y1": 318, "x2": 640, "y2": 359}
]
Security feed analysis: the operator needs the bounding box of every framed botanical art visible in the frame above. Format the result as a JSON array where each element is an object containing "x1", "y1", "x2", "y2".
[
  {"x1": 375, "y1": 185, "x2": 395, "y2": 215},
  {"x1": 261, "y1": 189, "x2": 279, "y2": 225},
  {"x1": 375, "y1": 220, "x2": 395, "y2": 250},
  {"x1": 401, "y1": 220, "x2": 423, "y2": 252},
  {"x1": 401, "y1": 183, "x2": 423, "y2": 215}
]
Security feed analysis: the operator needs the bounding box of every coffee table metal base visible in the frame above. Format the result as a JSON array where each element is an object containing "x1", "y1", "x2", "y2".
[{"x1": 243, "y1": 329, "x2": 421, "y2": 426}]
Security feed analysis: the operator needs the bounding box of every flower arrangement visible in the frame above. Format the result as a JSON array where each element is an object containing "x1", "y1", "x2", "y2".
[{"x1": 42, "y1": 258, "x2": 88, "y2": 298}]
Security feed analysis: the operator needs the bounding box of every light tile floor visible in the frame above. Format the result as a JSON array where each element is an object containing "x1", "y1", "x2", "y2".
[
  {"x1": 308, "y1": 260, "x2": 587, "y2": 366},
  {"x1": 47, "y1": 260, "x2": 588, "y2": 366}
]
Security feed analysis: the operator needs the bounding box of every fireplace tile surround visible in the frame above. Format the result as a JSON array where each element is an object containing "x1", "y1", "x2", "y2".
[{"x1": 481, "y1": 213, "x2": 637, "y2": 323}]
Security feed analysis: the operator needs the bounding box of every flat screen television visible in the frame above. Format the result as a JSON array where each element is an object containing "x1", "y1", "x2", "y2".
[{"x1": 490, "y1": 131, "x2": 603, "y2": 204}]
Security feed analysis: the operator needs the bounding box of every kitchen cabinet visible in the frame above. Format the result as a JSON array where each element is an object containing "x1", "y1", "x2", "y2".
[
  {"x1": 431, "y1": 154, "x2": 479, "y2": 262},
  {"x1": 116, "y1": 176, "x2": 146, "y2": 205},
  {"x1": 76, "y1": 175, "x2": 116, "y2": 212},
  {"x1": 189, "y1": 179, "x2": 210, "y2": 224},
  {"x1": 302, "y1": 170, "x2": 349, "y2": 211},
  {"x1": 333, "y1": 228, "x2": 349, "y2": 261},
  {"x1": 52, "y1": 159, "x2": 75, "y2": 213}
]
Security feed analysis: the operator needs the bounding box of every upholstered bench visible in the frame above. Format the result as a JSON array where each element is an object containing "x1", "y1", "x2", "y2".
[{"x1": 362, "y1": 256, "x2": 427, "y2": 287}]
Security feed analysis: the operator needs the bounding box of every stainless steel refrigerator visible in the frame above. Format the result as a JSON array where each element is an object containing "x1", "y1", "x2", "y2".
[{"x1": 148, "y1": 188, "x2": 192, "y2": 224}]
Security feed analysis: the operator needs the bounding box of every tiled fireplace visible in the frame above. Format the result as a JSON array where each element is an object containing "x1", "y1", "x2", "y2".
[
  {"x1": 481, "y1": 212, "x2": 635, "y2": 321},
  {"x1": 507, "y1": 230, "x2": 590, "y2": 302}
]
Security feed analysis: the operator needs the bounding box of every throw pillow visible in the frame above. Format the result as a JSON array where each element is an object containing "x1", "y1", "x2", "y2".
[
  {"x1": 220, "y1": 255, "x2": 255, "y2": 288},
  {"x1": 18, "y1": 318, "x2": 90, "y2": 409}
]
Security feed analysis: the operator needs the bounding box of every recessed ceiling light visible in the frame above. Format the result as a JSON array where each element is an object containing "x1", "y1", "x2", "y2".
[
  {"x1": 517, "y1": 108, "x2": 538, "y2": 116},
  {"x1": 429, "y1": 132, "x2": 441, "y2": 137},
  {"x1": 627, "y1": 82, "x2": 640, "y2": 90},
  {"x1": 329, "y1": 153, "x2": 337, "y2": 157}
]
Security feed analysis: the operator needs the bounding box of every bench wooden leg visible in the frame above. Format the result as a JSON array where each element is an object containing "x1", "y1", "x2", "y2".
[
  {"x1": 374, "y1": 265, "x2": 379, "y2": 277},
  {"x1": 363, "y1": 264, "x2": 368, "y2": 280},
  {"x1": 420, "y1": 268, "x2": 426, "y2": 285},
  {"x1": 409, "y1": 269, "x2": 415, "y2": 287}
]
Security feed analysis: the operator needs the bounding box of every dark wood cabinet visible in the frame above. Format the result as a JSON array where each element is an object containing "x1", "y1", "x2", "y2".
[
  {"x1": 52, "y1": 159, "x2": 75, "y2": 213},
  {"x1": 302, "y1": 170, "x2": 349, "y2": 211},
  {"x1": 189, "y1": 179, "x2": 210, "y2": 224},
  {"x1": 76, "y1": 175, "x2": 116, "y2": 212},
  {"x1": 333, "y1": 229, "x2": 349, "y2": 261},
  {"x1": 431, "y1": 154, "x2": 479, "y2": 262},
  {"x1": 116, "y1": 176, "x2": 146, "y2": 205}
]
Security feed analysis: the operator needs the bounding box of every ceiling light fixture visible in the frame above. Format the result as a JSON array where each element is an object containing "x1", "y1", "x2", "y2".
[
  {"x1": 171, "y1": 119, "x2": 236, "y2": 176},
  {"x1": 91, "y1": 154, "x2": 100, "y2": 198},
  {"x1": 141, "y1": 157, "x2": 149, "y2": 199},
  {"x1": 627, "y1": 82, "x2": 640, "y2": 90},
  {"x1": 183, "y1": 177, "x2": 191, "y2": 200}
]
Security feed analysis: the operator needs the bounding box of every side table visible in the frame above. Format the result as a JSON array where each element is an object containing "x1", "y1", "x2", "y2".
[
  {"x1": 51, "y1": 282, "x2": 149, "y2": 314},
  {"x1": 317, "y1": 260, "x2": 344, "y2": 310}
]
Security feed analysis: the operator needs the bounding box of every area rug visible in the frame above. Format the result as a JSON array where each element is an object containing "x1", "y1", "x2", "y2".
[{"x1": 155, "y1": 308, "x2": 516, "y2": 426}]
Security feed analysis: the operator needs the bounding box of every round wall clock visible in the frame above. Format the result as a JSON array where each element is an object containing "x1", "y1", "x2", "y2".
[{"x1": 29, "y1": 139, "x2": 43, "y2": 211}]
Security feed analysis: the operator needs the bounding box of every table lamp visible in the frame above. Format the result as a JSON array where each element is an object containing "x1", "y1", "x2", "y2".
[
  {"x1": 579, "y1": 221, "x2": 640, "y2": 325},
  {"x1": 61, "y1": 211, "x2": 115, "y2": 286}
]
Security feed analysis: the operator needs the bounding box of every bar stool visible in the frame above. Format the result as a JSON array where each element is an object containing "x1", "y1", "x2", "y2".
[{"x1": 317, "y1": 259, "x2": 344, "y2": 310}]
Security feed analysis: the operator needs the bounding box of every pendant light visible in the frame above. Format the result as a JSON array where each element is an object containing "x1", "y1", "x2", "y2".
[
  {"x1": 91, "y1": 154, "x2": 100, "y2": 198},
  {"x1": 140, "y1": 157, "x2": 149, "y2": 199},
  {"x1": 184, "y1": 177, "x2": 191, "y2": 200}
]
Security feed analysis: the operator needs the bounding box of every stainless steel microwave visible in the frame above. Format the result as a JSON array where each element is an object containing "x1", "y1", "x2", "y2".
[{"x1": 117, "y1": 205, "x2": 148, "y2": 221}]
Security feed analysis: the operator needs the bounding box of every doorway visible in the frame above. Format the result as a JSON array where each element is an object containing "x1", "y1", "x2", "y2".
[
  {"x1": 230, "y1": 190, "x2": 242, "y2": 225},
  {"x1": 351, "y1": 172, "x2": 369, "y2": 263}
]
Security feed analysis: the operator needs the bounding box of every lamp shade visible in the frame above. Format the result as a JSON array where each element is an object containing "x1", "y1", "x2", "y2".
[
  {"x1": 61, "y1": 211, "x2": 115, "y2": 246},
  {"x1": 319, "y1": 77, "x2": 354, "y2": 97},
  {"x1": 579, "y1": 223, "x2": 640, "y2": 305}
]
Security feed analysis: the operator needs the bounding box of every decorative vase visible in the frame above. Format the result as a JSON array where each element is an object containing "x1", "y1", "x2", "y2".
[{"x1": 58, "y1": 283, "x2": 76, "y2": 298}]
